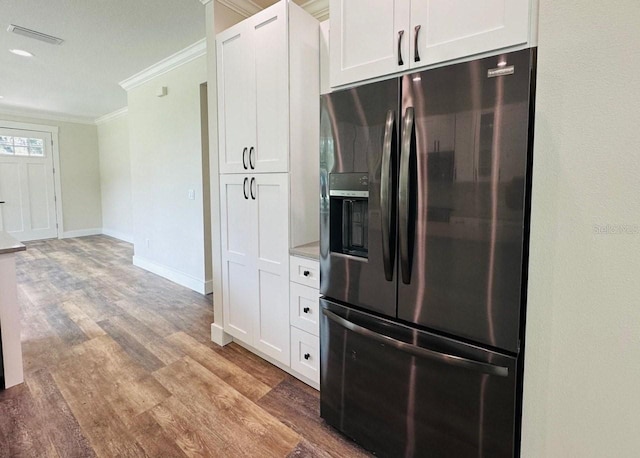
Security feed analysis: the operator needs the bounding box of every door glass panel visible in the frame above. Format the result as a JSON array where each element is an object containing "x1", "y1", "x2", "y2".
[{"x1": 0, "y1": 136, "x2": 46, "y2": 156}]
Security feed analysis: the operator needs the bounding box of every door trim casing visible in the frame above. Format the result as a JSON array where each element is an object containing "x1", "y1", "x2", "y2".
[{"x1": 0, "y1": 120, "x2": 63, "y2": 238}]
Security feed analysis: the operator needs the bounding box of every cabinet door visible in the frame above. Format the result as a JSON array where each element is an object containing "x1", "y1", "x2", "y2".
[
  {"x1": 330, "y1": 0, "x2": 410, "y2": 87},
  {"x1": 217, "y1": 23, "x2": 256, "y2": 174},
  {"x1": 251, "y1": 2, "x2": 289, "y2": 173},
  {"x1": 410, "y1": 0, "x2": 530, "y2": 68},
  {"x1": 220, "y1": 175, "x2": 257, "y2": 343},
  {"x1": 252, "y1": 173, "x2": 290, "y2": 365}
]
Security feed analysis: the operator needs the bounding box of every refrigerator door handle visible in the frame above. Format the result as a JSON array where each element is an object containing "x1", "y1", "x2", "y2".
[
  {"x1": 323, "y1": 309, "x2": 509, "y2": 377},
  {"x1": 381, "y1": 109, "x2": 396, "y2": 281},
  {"x1": 399, "y1": 107, "x2": 414, "y2": 284}
]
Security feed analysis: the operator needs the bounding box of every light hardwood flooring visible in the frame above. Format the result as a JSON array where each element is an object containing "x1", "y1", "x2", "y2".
[{"x1": 0, "y1": 235, "x2": 369, "y2": 457}]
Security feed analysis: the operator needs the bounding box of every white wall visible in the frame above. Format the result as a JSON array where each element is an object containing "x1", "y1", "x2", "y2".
[
  {"x1": 0, "y1": 113, "x2": 102, "y2": 234},
  {"x1": 128, "y1": 55, "x2": 210, "y2": 294},
  {"x1": 522, "y1": 1, "x2": 640, "y2": 457},
  {"x1": 97, "y1": 112, "x2": 133, "y2": 242}
]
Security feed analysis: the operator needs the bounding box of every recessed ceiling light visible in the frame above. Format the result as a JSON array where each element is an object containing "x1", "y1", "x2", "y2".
[
  {"x1": 9, "y1": 49, "x2": 34, "y2": 57},
  {"x1": 0, "y1": 96, "x2": 4, "y2": 99}
]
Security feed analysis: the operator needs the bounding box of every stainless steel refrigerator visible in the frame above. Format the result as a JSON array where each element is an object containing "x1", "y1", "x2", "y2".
[{"x1": 319, "y1": 48, "x2": 536, "y2": 457}]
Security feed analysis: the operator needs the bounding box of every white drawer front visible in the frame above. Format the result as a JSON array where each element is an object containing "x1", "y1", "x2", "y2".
[
  {"x1": 290, "y1": 327, "x2": 319, "y2": 384},
  {"x1": 290, "y1": 256, "x2": 319, "y2": 288},
  {"x1": 290, "y1": 282, "x2": 320, "y2": 336}
]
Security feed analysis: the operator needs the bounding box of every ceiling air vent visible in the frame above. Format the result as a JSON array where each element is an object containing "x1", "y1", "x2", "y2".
[{"x1": 7, "y1": 24, "x2": 64, "y2": 45}]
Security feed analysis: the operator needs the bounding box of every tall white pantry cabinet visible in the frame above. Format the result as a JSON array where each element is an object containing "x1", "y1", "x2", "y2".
[{"x1": 216, "y1": 0, "x2": 320, "y2": 372}]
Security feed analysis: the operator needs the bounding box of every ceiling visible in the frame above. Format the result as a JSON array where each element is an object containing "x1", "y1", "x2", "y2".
[
  {"x1": 0, "y1": 0, "x2": 207, "y2": 122},
  {"x1": 0, "y1": 0, "x2": 328, "y2": 123}
]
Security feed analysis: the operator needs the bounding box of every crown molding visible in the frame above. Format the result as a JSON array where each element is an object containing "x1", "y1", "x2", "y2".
[
  {"x1": 119, "y1": 38, "x2": 207, "y2": 92},
  {"x1": 216, "y1": 0, "x2": 261, "y2": 18},
  {"x1": 299, "y1": 0, "x2": 329, "y2": 20},
  {"x1": 95, "y1": 107, "x2": 128, "y2": 125},
  {"x1": 0, "y1": 106, "x2": 95, "y2": 125},
  {"x1": 200, "y1": 0, "x2": 212, "y2": 4}
]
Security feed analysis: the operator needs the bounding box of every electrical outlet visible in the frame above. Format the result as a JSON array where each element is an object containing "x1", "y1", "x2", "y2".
[
  {"x1": 146, "y1": 238, "x2": 151, "y2": 248},
  {"x1": 188, "y1": 189, "x2": 195, "y2": 200}
]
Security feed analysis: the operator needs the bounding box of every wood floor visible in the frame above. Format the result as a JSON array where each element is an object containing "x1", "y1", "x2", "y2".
[{"x1": 0, "y1": 235, "x2": 369, "y2": 458}]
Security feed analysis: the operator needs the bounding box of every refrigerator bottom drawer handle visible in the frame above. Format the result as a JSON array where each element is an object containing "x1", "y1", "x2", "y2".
[{"x1": 322, "y1": 309, "x2": 509, "y2": 377}]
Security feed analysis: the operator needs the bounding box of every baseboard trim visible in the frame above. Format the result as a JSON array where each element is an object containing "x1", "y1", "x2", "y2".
[
  {"x1": 210, "y1": 323, "x2": 233, "y2": 346},
  {"x1": 203, "y1": 280, "x2": 213, "y2": 295},
  {"x1": 101, "y1": 228, "x2": 133, "y2": 243},
  {"x1": 132, "y1": 255, "x2": 208, "y2": 295},
  {"x1": 60, "y1": 228, "x2": 102, "y2": 239}
]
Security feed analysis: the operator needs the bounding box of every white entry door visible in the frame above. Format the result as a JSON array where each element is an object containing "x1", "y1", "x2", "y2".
[{"x1": 0, "y1": 128, "x2": 58, "y2": 241}]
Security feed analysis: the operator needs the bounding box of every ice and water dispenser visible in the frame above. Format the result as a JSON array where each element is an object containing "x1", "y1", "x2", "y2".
[{"x1": 329, "y1": 173, "x2": 369, "y2": 259}]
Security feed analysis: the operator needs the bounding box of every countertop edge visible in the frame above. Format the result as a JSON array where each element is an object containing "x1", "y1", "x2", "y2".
[
  {"x1": 0, "y1": 231, "x2": 26, "y2": 255},
  {"x1": 289, "y1": 241, "x2": 320, "y2": 261}
]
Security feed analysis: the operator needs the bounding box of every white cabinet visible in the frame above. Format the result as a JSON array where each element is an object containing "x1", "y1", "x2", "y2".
[
  {"x1": 289, "y1": 255, "x2": 320, "y2": 289},
  {"x1": 0, "y1": 241, "x2": 25, "y2": 389},
  {"x1": 410, "y1": 0, "x2": 529, "y2": 68},
  {"x1": 330, "y1": 0, "x2": 410, "y2": 87},
  {"x1": 220, "y1": 174, "x2": 290, "y2": 364},
  {"x1": 220, "y1": 175, "x2": 256, "y2": 342},
  {"x1": 320, "y1": 20, "x2": 331, "y2": 95},
  {"x1": 217, "y1": 2, "x2": 289, "y2": 174},
  {"x1": 330, "y1": 0, "x2": 533, "y2": 87},
  {"x1": 217, "y1": 1, "x2": 320, "y2": 371},
  {"x1": 289, "y1": 256, "x2": 320, "y2": 387},
  {"x1": 290, "y1": 281, "x2": 320, "y2": 336},
  {"x1": 290, "y1": 326, "x2": 320, "y2": 384}
]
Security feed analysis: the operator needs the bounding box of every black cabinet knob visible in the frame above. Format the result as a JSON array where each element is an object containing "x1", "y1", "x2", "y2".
[
  {"x1": 304, "y1": 353, "x2": 311, "y2": 360},
  {"x1": 303, "y1": 270, "x2": 310, "y2": 277},
  {"x1": 303, "y1": 307, "x2": 310, "y2": 313}
]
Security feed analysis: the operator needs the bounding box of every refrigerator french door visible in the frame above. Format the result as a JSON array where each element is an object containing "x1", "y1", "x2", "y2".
[
  {"x1": 319, "y1": 78, "x2": 400, "y2": 317},
  {"x1": 320, "y1": 48, "x2": 536, "y2": 457}
]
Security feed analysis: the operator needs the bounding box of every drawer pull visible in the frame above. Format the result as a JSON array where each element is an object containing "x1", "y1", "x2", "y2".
[
  {"x1": 303, "y1": 270, "x2": 310, "y2": 277},
  {"x1": 304, "y1": 353, "x2": 311, "y2": 360},
  {"x1": 303, "y1": 307, "x2": 310, "y2": 313}
]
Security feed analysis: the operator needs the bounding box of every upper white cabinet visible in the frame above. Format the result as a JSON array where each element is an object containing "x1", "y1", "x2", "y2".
[
  {"x1": 330, "y1": 0, "x2": 533, "y2": 87},
  {"x1": 218, "y1": 23, "x2": 256, "y2": 173},
  {"x1": 410, "y1": 0, "x2": 530, "y2": 67},
  {"x1": 217, "y1": 2, "x2": 289, "y2": 173},
  {"x1": 330, "y1": 0, "x2": 410, "y2": 87}
]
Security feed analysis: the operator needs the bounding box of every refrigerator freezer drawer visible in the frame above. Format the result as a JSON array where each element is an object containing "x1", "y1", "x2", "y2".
[{"x1": 320, "y1": 299, "x2": 519, "y2": 458}]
